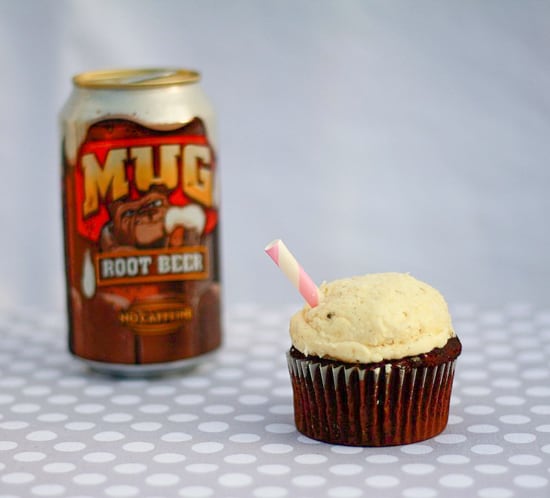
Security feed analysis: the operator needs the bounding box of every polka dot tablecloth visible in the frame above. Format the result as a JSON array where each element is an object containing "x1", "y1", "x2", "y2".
[{"x1": 0, "y1": 303, "x2": 549, "y2": 498}]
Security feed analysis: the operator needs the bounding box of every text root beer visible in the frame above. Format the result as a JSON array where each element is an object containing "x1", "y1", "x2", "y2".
[{"x1": 61, "y1": 68, "x2": 222, "y2": 375}]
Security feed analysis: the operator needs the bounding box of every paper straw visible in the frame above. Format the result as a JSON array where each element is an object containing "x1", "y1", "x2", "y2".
[{"x1": 265, "y1": 239, "x2": 319, "y2": 307}]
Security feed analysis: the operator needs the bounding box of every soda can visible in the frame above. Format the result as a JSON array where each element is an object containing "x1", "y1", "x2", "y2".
[{"x1": 61, "y1": 68, "x2": 222, "y2": 376}]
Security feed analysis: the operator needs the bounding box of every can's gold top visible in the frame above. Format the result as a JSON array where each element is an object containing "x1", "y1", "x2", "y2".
[{"x1": 73, "y1": 68, "x2": 201, "y2": 89}]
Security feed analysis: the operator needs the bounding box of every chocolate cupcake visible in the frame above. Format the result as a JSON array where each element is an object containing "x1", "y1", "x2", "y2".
[{"x1": 286, "y1": 272, "x2": 461, "y2": 446}]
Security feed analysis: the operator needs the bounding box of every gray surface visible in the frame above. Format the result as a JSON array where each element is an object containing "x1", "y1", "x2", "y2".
[
  {"x1": 0, "y1": 303, "x2": 549, "y2": 498},
  {"x1": 0, "y1": 0, "x2": 550, "y2": 311}
]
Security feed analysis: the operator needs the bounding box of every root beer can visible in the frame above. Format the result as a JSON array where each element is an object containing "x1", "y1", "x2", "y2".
[{"x1": 61, "y1": 68, "x2": 222, "y2": 376}]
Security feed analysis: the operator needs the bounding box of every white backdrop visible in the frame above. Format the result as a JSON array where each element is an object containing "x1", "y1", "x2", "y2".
[{"x1": 0, "y1": 0, "x2": 549, "y2": 312}]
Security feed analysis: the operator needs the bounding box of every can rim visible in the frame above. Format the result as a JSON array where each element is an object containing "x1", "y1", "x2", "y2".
[{"x1": 73, "y1": 68, "x2": 201, "y2": 89}]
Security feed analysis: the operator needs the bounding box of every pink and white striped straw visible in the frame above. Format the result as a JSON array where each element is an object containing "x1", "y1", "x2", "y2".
[{"x1": 264, "y1": 239, "x2": 319, "y2": 307}]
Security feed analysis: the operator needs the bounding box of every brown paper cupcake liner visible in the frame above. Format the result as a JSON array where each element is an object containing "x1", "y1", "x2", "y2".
[{"x1": 287, "y1": 338, "x2": 460, "y2": 446}]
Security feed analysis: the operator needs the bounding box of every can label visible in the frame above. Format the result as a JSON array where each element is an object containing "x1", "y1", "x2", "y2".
[{"x1": 63, "y1": 117, "x2": 221, "y2": 365}]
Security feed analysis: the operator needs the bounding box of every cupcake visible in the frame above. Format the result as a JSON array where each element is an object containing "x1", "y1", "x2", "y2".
[{"x1": 286, "y1": 272, "x2": 461, "y2": 446}]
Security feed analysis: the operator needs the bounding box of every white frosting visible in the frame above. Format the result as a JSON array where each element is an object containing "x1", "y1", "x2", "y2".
[{"x1": 290, "y1": 273, "x2": 455, "y2": 363}]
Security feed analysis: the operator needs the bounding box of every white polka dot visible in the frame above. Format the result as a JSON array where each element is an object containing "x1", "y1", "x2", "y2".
[
  {"x1": 365, "y1": 475, "x2": 400, "y2": 488},
  {"x1": 198, "y1": 421, "x2": 229, "y2": 433},
  {"x1": 65, "y1": 422, "x2": 95, "y2": 431},
  {"x1": 111, "y1": 395, "x2": 142, "y2": 405},
  {"x1": 43, "y1": 462, "x2": 76, "y2": 473},
  {"x1": 460, "y1": 369, "x2": 487, "y2": 380},
  {"x1": 365, "y1": 454, "x2": 399, "y2": 464},
  {"x1": 224, "y1": 453, "x2": 257, "y2": 464},
  {"x1": 48, "y1": 394, "x2": 77, "y2": 405},
  {"x1": 145, "y1": 473, "x2": 180, "y2": 486},
  {"x1": 439, "y1": 474, "x2": 474, "y2": 488},
  {"x1": 464, "y1": 405, "x2": 494, "y2": 415},
  {"x1": 57, "y1": 376, "x2": 87, "y2": 387},
  {"x1": 37, "y1": 412, "x2": 68, "y2": 422},
  {"x1": 191, "y1": 442, "x2": 224, "y2": 454},
  {"x1": 527, "y1": 386, "x2": 550, "y2": 397},
  {"x1": 204, "y1": 404, "x2": 234, "y2": 415},
  {"x1": 218, "y1": 473, "x2": 253, "y2": 487},
  {"x1": 253, "y1": 486, "x2": 288, "y2": 498},
  {"x1": 514, "y1": 475, "x2": 549, "y2": 488},
  {"x1": 508, "y1": 454, "x2": 542, "y2": 465},
  {"x1": 330, "y1": 446, "x2": 364, "y2": 454},
  {"x1": 504, "y1": 432, "x2": 536, "y2": 443},
  {"x1": 210, "y1": 386, "x2": 239, "y2": 395},
  {"x1": 292, "y1": 475, "x2": 327, "y2": 487},
  {"x1": 153, "y1": 453, "x2": 186, "y2": 464},
  {"x1": 181, "y1": 376, "x2": 211, "y2": 388},
  {"x1": 294, "y1": 454, "x2": 328, "y2": 465},
  {"x1": 175, "y1": 394, "x2": 205, "y2": 405},
  {"x1": 474, "y1": 464, "x2": 508, "y2": 474},
  {"x1": 435, "y1": 433, "x2": 467, "y2": 443},
  {"x1": 492, "y1": 378, "x2": 522, "y2": 388},
  {"x1": 261, "y1": 444, "x2": 293, "y2": 454},
  {"x1": 185, "y1": 463, "x2": 219, "y2": 474},
  {"x1": 467, "y1": 424, "x2": 499, "y2": 434},
  {"x1": 114, "y1": 463, "x2": 147, "y2": 474},
  {"x1": 31, "y1": 484, "x2": 66, "y2": 496},
  {"x1": 437, "y1": 454, "x2": 470, "y2": 464},
  {"x1": 73, "y1": 473, "x2": 107, "y2": 485},
  {"x1": 531, "y1": 405, "x2": 550, "y2": 415},
  {"x1": 478, "y1": 488, "x2": 514, "y2": 498},
  {"x1": 140, "y1": 404, "x2": 169, "y2": 414},
  {"x1": 235, "y1": 414, "x2": 265, "y2": 422},
  {"x1": 447, "y1": 414, "x2": 463, "y2": 425},
  {"x1": 402, "y1": 464, "x2": 435, "y2": 475},
  {"x1": 83, "y1": 452, "x2": 116, "y2": 463},
  {"x1": 269, "y1": 405, "x2": 293, "y2": 415},
  {"x1": 123, "y1": 442, "x2": 154, "y2": 453},
  {"x1": 161, "y1": 432, "x2": 192, "y2": 442},
  {"x1": 461, "y1": 386, "x2": 491, "y2": 396},
  {"x1": 23, "y1": 386, "x2": 51, "y2": 396},
  {"x1": 168, "y1": 413, "x2": 198, "y2": 423},
  {"x1": 131, "y1": 422, "x2": 162, "y2": 432},
  {"x1": 522, "y1": 368, "x2": 549, "y2": 380},
  {"x1": 0, "y1": 377, "x2": 25, "y2": 388},
  {"x1": 257, "y1": 464, "x2": 291, "y2": 475},
  {"x1": 84, "y1": 385, "x2": 114, "y2": 396},
  {"x1": 54, "y1": 442, "x2": 86, "y2": 452},
  {"x1": 0, "y1": 421, "x2": 29, "y2": 430},
  {"x1": 541, "y1": 444, "x2": 550, "y2": 454},
  {"x1": 243, "y1": 378, "x2": 272, "y2": 389},
  {"x1": 14, "y1": 451, "x2": 46, "y2": 462},
  {"x1": 400, "y1": 444, "x2": 433, "y2": 455},
  {"x1": 471, "y1": 444, "x2": 503, "y2": 455},
  {"x1": 74, "y1": 403, "x2": 105, "y2": 414},
  {"x1": 495, "y1": 396, "x2": 526, "y2": 406},
  {"x1": 26, "y1": 430, "x2": 58, "y2": 441},
  {"x1": 12, "y1": 403, "x2": 41, "y2": 413},
  {"x1": 0, "y1": 440, "x2": 18, "y2": 450},
  {"x1": 94, "y1": 431, "x2": 125, "y2": 442},
  {"x1": 2, "y1": 472, "x2": 35, "y2": 484},
  {"x1": 105, "y1": 485, "x2": 139, "y2": 497},
  {"x1": 327, "y1": 487, "x2": 362, "y2": 498},
  {"x1": 329, "y1": 464, "x2": 363, "y2": 476},
  {"x1": 265, "y1": 423, "x2": 295, "y2": 434},
  {"x1": 178, "y1": 486, "x2": 214, "y2": 497},
  {"x1": 239, "y1": 394, "x2": 268, "y2": 405},
  {"x1": 103, "y1": 412, "x2": 133, "y2": 423},
  {"x1": 146, "y1": 385, "x2": 176, "y2": 396},
  {"x1": 499, "y1": 413, "x2": 531, "y2": 424},
  {"x1": 402, "y1": 488, "x2": 438, "y2": 498},
  {"x1": 230, "y1": 433, "x2": 261, "y2": 443}
]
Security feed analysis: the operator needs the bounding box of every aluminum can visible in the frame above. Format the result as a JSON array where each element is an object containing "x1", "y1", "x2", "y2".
[{"x1": 61, "y1": 68, "x2": 222, "y2": 376}]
